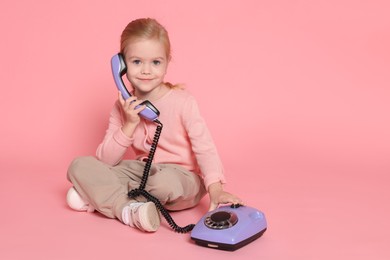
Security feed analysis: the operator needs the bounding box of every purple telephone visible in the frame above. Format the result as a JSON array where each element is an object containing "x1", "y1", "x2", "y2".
[
  {"x1": 111, "y1": 53, "x2": 160, "y2": 121},
  {"x1": 110, "y1": 53, "x2": 267, "y2": 250},
  {"x1": 191, "y1": 204, "x2": 267, "y2": 251}
]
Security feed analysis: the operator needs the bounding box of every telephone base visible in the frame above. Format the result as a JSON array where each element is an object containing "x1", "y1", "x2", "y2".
[
  {"x1": 192, "y1": 228, "x2": 266, "y2": 251},
  {"x1": 190, "y1": 205, "x2": 267, "y2": 251}
]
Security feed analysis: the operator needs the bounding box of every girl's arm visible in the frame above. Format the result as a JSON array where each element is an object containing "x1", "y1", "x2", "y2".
[
  {"x1": 96, "y1": 92, "x2": 145, "y2": 165},
  {"x1": 181, "y1": 95, "x2": 243, "y2": 210}
]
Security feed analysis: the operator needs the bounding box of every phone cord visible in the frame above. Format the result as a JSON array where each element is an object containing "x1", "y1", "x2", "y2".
[{"x1": 127, "y1": 120, "x2": 195, "y2": 233}]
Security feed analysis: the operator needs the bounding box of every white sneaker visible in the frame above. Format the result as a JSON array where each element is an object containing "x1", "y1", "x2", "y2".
[
  {"x1": 66, "y1": 187, "x2": 95, "y2": 212},
  {"x1": 122, "y1": 202, "x2": 161, "y2": 232}
]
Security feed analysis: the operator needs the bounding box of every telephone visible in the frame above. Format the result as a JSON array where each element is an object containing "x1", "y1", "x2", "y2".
[
  {"x1": 190, "y1": 204, "x2": 267, "y2": 251},
  {"x1": 110, "y1": 53, "x2": 267, "y2": 250},
  {"x1": 110, "y1": 53, "x2": 160, "y2": 122}
]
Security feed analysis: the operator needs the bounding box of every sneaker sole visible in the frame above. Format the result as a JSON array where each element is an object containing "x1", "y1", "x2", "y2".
[{"x1": 140, "y1": 202, "x2": 161, "y2": 232}]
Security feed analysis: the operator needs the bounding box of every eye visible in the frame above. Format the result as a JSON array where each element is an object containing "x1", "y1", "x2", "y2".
[
  {"x1": 153, "y1": 60, "x2": 161, "y2": 65},
  {"x1": 132, "y1": 59, "x2": 141, "y2": 65}
]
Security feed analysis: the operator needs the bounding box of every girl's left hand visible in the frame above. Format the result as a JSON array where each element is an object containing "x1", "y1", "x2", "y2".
[{"x1": 208, "y1": 182, "x2": 243, "y2": 211}]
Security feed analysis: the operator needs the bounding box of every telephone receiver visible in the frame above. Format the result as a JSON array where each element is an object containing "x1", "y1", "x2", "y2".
[{"x1": 110, "y1": 53, "x2": 160, "y2": 121}]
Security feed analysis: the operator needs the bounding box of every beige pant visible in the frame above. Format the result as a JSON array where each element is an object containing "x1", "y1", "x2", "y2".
[{"x1": 67, "y1": 156, "x2": 206, "y2": 222}]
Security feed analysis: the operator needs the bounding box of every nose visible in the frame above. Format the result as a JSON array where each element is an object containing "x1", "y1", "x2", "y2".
[{"x1": 141, "y1": 63, "x2": 151, "y2": 75}]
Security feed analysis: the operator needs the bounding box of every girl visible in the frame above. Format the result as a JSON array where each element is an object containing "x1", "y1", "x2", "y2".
[{"x1": 66, "y1": 18, "x2": 243, "y2": 232}]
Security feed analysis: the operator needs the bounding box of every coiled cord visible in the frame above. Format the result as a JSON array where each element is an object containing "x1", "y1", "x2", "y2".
[
  {"x1": 137, "y1": 121, "x2": 162, "y2": 191},
  {"x1": 128, "y1": 119, "x2": 195, "y2": 233}
]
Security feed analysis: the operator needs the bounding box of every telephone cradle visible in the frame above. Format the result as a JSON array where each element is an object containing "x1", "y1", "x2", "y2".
[{"x1": 190, "y1": 204, "x2": 267, "y2": 251}]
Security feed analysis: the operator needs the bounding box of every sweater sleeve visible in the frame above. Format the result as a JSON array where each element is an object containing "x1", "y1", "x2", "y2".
[
  {"x1": 182, "y1": 96, "x2": 227, "y2": 189},
  {"x1": 96, "y1": 101, "x2": 134, "y2": 165}
]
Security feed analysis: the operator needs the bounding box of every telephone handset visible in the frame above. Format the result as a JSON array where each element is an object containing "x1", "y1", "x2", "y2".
[{"x1": 110, "y1": 53, "x2": 160, "y2": 122}]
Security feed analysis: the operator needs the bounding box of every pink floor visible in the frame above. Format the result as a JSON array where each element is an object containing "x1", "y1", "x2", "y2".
[{"x1": 1, "y1": 152, "x2": 389, "y2": 260}]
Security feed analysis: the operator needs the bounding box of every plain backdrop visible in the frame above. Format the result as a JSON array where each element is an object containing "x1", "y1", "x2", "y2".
[{"x1": 0, "y1": 0, "x2": 389, "y2": 259}]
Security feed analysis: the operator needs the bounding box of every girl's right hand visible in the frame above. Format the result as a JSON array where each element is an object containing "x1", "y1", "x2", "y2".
[{"x1": 118, "y1": 91, "x2": 146, "y2": 124}]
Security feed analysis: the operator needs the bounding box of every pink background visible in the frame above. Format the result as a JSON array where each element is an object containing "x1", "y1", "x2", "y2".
[{"x1": 1, "y1": 0, "x2": 389, "y2": 259}]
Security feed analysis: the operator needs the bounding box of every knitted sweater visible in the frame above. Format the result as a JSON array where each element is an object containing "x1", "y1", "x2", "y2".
[{"x1": 96, "y1": 88, "x2": 226, "y2": 189}]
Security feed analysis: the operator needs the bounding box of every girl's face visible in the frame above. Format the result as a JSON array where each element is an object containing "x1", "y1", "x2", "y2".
[{"x1": 123, "y1": 38, "x2": 169, "y2": 100}]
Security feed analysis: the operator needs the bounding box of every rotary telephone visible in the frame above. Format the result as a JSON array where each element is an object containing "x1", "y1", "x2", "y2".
[{"x1": 111, "y1": 53, "x2": 267, "y2": 251}]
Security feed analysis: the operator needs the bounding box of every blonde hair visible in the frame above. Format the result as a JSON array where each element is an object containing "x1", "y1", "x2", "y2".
[{"x1": 120, "y1": 18, "x2": 180, "y2": 89}]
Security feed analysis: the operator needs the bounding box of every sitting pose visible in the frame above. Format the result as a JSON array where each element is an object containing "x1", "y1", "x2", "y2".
[{"x1": 66, "y1": 18, "x2": 243, "y2": 232}]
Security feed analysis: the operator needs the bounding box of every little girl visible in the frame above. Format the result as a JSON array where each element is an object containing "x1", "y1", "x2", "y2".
[{"x1": 66, "y1": 18, "x2": 243, "y2": 232}]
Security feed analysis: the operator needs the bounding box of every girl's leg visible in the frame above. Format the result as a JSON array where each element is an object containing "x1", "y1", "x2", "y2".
[
  {"x1": 67, "y1": 156, "x2": 161, "y2": 232},
  {"x1": 67, "y1": 156, "x2": 144, "y2": 221},
  {"x1": 121, "y1": 161, "x2": 207, "y2": 211},
  {"x1": 67, "y1": 157, "x2": 205, "y2": 231}
]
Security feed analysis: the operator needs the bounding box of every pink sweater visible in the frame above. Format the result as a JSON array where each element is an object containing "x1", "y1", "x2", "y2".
[{"x1": 96, "y1": 89, "x2": 226, "y2": 189}]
